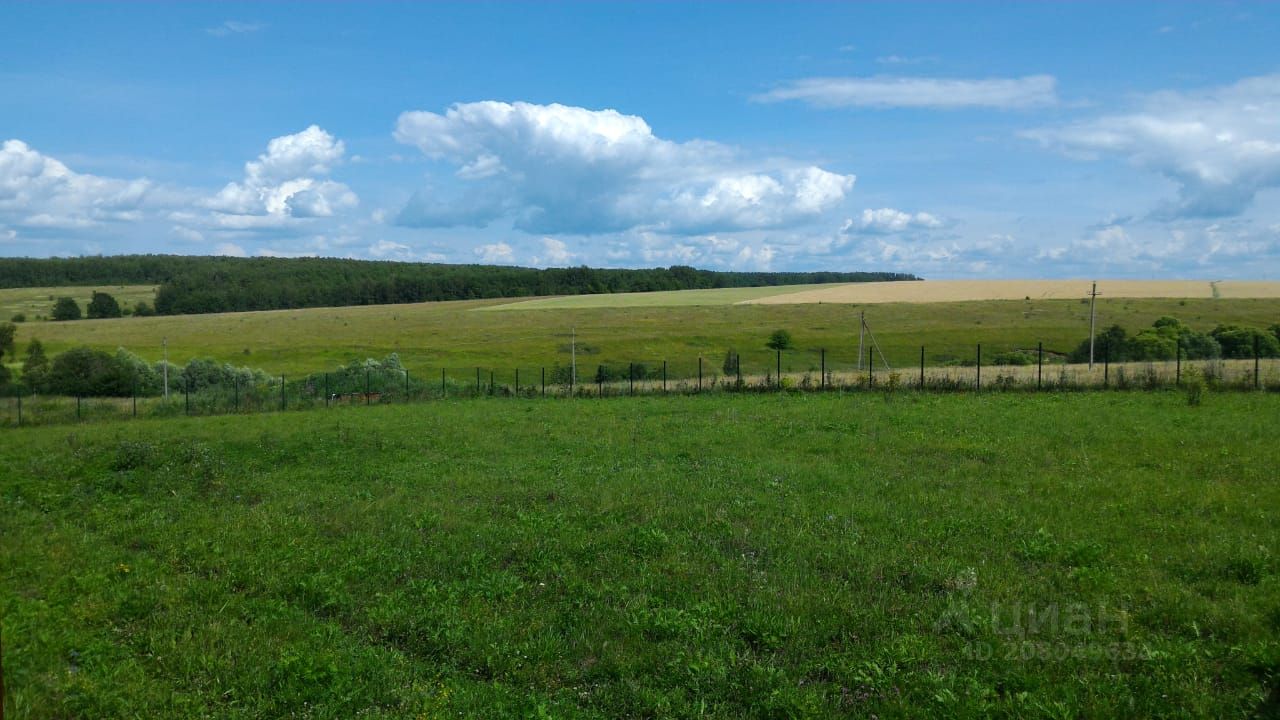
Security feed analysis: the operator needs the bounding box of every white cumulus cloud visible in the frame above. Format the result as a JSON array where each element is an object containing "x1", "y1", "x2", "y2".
[
  {"x1": 474, "y1": 242, "x2": 515, "y2": 264},
  {"x1": 530, "y1": 237, "x2": 576, "y2": 267},
  {"x1": 1025, "y1": 73, "x2": 1280, "y2": 217},
  {"x1": 846, "y1": 208, "x2": 943, "y2": 234},
  {"x1": 203, "y1": 125, "x2": 357, "y2": 222},
  {"x1": 0, "y1": 139, "x2": 154, "y2": 232},
  {"x1": 393, "y1": 101, "x2": 854, "y2": 235},
  {"x1": 753, "y1": 75, "x2": 1058, "y2": 110}
]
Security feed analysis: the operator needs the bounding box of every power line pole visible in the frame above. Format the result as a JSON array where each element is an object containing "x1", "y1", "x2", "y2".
[
  {"x1": 1088, "y1": 282, "x2": 1101, "y2": 370},
  {"x1": 162, "y1": 336, "x2": 169, "y2": 399}
]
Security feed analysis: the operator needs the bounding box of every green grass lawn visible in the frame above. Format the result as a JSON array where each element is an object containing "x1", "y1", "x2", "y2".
[
  {"x1": 2, "y1": 392, "x2": 1277, "y2": 718},
  {"x1": 0, "y1": 285, "x2": 158, "y2": 322},
  {"x1": 11, "y1": 295, "x2": 1280, "y2": 377}
]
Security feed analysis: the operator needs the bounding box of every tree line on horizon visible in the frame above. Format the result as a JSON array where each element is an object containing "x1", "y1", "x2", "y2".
[{"x1": 0, "y1": 255, "x2": 919, "y2": 316}]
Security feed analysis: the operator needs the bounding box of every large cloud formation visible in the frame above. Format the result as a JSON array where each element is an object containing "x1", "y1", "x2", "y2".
[
  {"x1": 0, "y1": 139, "x2": 154, "y2": 233},
  {"x1": 393, "y1": 101, "x2": 854, "y2": 234},
  {"x1": 202, "y1": 125, "x2": 357, "y2": 228},
  {"x1": 1026, "y1": 74, "x2": 1280, "y2": 218}
]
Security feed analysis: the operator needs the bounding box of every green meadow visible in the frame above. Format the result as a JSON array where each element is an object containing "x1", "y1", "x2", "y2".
[
  {"x1": 0, "y1": 285, "x2": 158, "y2": 322},
  {"x1": 2, "y1": 392, "x2": 1277, "y2": 718},
  {"x1": 11, "y1": 293, "x2": 1280, "y2": 377}
]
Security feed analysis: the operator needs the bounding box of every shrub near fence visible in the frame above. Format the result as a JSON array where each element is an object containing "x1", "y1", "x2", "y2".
[{"x1": 2, "y1": 343, "x2": 1278, "y2": 428}]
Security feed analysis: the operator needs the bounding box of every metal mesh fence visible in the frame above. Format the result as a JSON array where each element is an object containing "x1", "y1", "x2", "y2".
[{"x1": 2, "y1": 348, "x2": 1277, "y2": 428}]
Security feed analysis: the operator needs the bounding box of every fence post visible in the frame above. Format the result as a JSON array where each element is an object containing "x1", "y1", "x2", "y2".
[
  {"x1": 184, "y1": 380, "x2": 189, "y2": 415},
  {"x1": 736, "y1": 358, "x2": 742, "y2": 388},
  {"x1": 597, "y1": 366, "x2": 603, "y2": 398},
  {"x1": 1255, "y1": 335, "x2": 1261, "y2": 390},
  {"x1": 821, "y1": 348, "x2": 826, "y2": 390},
  {"x1": 237, "y1": 377, "x2": 242, "y2": 412},
  {"x1": 663, "y1": 360, "x2": 667, "y2": 393},
  {"x1": 442, "y1": 368, "x2": 446, "y2": 397},
  {"x1": 405, "y1": 369, "x2": 410, "y2": 399},
  {"x1": 776, "y1": 350, "x2": 782, "y2": 390},
  {"x1": 476, "y1": 367, "x2": 481, "y2": 396},
  {"x1": 698, "y1": 357, "x2": 703, "y2": 393},
  {"x1": 975, "y1": 344, "x2": 981, "y2": 391},
  {"x1": 515, "y1": 368, "x2": 520, "y2": 396},
  {"x1": 281, "y1": 374, "x2": 286, "y2": 411},
  {"x1": 132, "y1": 380, "x2": 138, "y2": 418},
  {"x1": 868, "y1": 346, "x2": 873, "y2": 388},
  {"x1": 489, "y1": 370, "x2": 495, "y2": 396},
  {"x1": 541, "y1": 367, "x2": 546, "y2": 398},
  {"x1": 16, "y1": 392, "x2": 21, "y2": 426},
  {"x1": 366, "y1": 368, "x2": 371, "y2": 406},
  {"x1": 629, "y1": 363, "x2": 634, "y2": 396},
  {"x1": 1037, "y1": 341, "x2": 1043, "y2": 390},
  {"x1": 1176, "y1": 342, "x2": 1181, "y2": 386},
  {"x1": 920, "y1": 345, "x2": 925, "y2": 389}
]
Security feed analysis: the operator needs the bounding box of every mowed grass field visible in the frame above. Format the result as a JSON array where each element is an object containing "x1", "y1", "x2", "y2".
[
  {"x1": 0, "y1": 285, "x2": 158, "y2": 321},
  {"x1": 2, "y1": 392, "x2": 1278, "y2": 717},
  {"x1": 11, "y1": 293, "x2": 1280, "y2": 377}
]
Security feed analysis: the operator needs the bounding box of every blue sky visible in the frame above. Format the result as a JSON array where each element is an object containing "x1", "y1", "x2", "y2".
[{"x1": 3, "y1": 2, "x2": 1279, "y2": 278}]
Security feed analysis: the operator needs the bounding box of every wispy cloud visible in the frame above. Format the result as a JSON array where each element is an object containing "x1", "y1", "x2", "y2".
[
  {"x1": 206, "y1": 21, "x2": 265, "y2": 38},
  {"x1": 753, "y1": 75, "x2": 1058, "y2": 110},
  {"x1": 875, "y1": 55, "x2": 937, "y2": 66},
  {"x1": 1025, "y1": 73, "x2": 1280, "y2": 218}
]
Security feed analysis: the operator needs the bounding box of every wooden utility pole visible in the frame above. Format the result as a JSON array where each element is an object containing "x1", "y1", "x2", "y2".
[{"x1": 1088, "y1": 282, "x2": 1101, "y2": 370}]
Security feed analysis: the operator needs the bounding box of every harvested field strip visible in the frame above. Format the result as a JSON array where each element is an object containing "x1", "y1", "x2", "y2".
[{"x1": 744, "y1": 279, "x2": 1280, "y2": 305}]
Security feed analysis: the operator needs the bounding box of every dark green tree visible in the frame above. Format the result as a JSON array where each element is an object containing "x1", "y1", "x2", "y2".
[
  {"x1": 44, "y1": 347, "x2": 133, "y2": 396},
  {"x1": 51, "y1": 297, "x2": 81, "y2": 321},
  {"x1": 21, "y1": 339, "x2": 49, "y2": 391},
  {"x1": 1211, "y1": 325, "x2": 1280, "y2": 358},
  {"x1": 766, "y1": 330, "x2": 793, "y2": 351},
  {"x1": 87, "y1": 291, "x2": 122, "y2": 319},
  {"x1": 722, "y1": 349, "x2": 740, "y2": 375},
  {"x1": 0, "y1": 321, "x2": 15, "y2": 361}
]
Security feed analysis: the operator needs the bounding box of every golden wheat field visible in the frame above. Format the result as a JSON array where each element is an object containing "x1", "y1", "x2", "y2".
[{"x1": 742, "y1": 279, "x2": 1280, "y2": 305}]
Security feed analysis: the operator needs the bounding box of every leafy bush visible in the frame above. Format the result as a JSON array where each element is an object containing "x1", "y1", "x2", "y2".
[
  {"x1": 179, "y1": 357, "x2": 272, "y2": 392},
  {"x1": 51, "y1": 297, "x2": 81, "y2": 321},
  {"x1": 0, "y1": 321, "x2": 14, "y2": 362},
  {"x1": 1069, "y1": 317, "x2": 1222, "y2": 362},
  {"x1": 722, "y1": 349, "x2": 740, "y2": 376},
  {"x1": 44, "y1": 347, "x2": 134, "y2": 396},
  {"x1": 86, "y1": 291, "x2": 122, "y2": 319},
  {"x1": 10, "y1": 313, "x2": 25, "y2": 322},
  {"x1": 766, "y1": 329, "x2": 793, "y2": 351},
  {"x1": 989, "y1": 350, "x2": 1033, "y2": 366},
  {"x1": 1210, "y1": 324, "x2": 1280, "y2": 359}
]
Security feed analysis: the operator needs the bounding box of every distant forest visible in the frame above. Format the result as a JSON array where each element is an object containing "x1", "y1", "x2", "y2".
[{"x1": 0, "y1": 255, "x2": 919, "y2": 315}]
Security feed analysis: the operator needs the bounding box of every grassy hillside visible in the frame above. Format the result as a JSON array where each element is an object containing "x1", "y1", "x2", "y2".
[
  {"x1": 2, "y1": 393, "x2": 1277, "y2": 717},
  {"x1": 481, "y1": 283, "x2": 843, "y2": 309},
  {"x1": 11, "y1": 294, "x2": 1280, "y2": 376}
]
